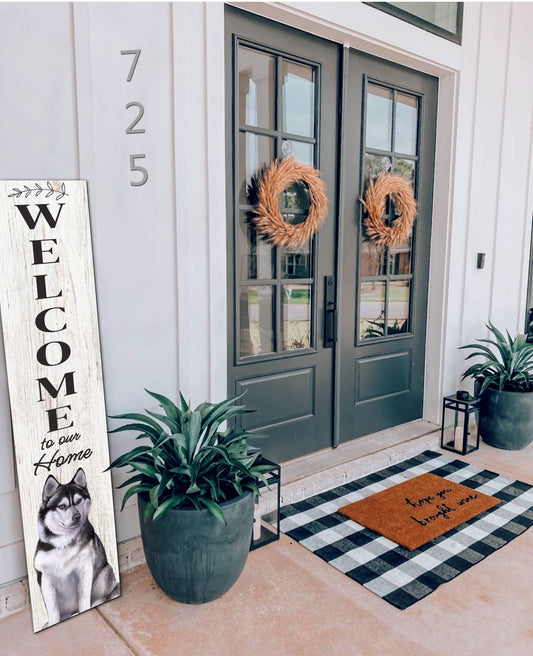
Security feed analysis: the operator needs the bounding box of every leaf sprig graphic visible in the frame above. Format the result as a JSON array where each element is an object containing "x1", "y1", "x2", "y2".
[{"x1": 8, "y1": 181, "x2": 68, "y2": 201}]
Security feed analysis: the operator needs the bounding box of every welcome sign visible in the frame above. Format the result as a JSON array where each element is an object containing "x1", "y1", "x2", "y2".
[{"x1": 0, "y1": 181, "x2": 120, "y2": 631}]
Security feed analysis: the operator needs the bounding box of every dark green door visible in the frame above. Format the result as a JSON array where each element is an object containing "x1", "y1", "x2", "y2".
[
  {"x1": 226, "y1": 8, "x2": 438, "y2": 461},
  {"x1": 337, "y1": 51, "x2": 437, "y2": 443},
  {"x1": 225, "y1": 7, "x2": 339, "y2": 462}
]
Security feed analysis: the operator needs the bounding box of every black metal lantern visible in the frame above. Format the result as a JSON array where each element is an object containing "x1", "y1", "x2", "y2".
[
  {"x1": 250, "y1": 456, "x2": 281, "y2": 550},
  {"x1": 440, "y1": 391, "x2": 480, "y2": 455}
]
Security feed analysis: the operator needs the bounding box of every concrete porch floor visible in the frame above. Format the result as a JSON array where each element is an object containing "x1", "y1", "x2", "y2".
[{"x1": 2, "y1": 434, "x2": 533, "y2": 655}]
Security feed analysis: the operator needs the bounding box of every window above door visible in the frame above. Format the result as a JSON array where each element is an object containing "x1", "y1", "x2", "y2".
[{"x1": 365, "y1": 2, "x2": 463, "y2": 44}]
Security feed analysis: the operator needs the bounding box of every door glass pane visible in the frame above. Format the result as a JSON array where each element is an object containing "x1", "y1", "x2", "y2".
[
  {"x1": 283, "y1": 139, "x2": 314, "y2": 165},
  {"x1": 239, "y1": 133, "x2": 275, "y2": 205},
  {"x1": 238, "y1": 47, "x2": 275, "y2": 129},
  {"x1": 281, "y1": 212, "x2": 306, "y2": 226},
  {"x1": 360, "y1": 240, "x2": 386, "y2": 277},
  {"x1": 389, "y1": 249, "x2": 411, "y2": 276},
  {"x1": 282, "y1": 182, "x2": 310, "y2": 211},
  {"x1": 395, "y1": 93, "x2": 418, "y2": 156},
  {"x1": 364, "y1": 154, "x2": 392, "y2": 181},
  {"x1": 240, "y1": 286, "x2": 275, "y2": 357},
  {"x1": 282, "y1": 61, "x2": 315, "y2": 138},
  {"x1": 282, "y1": 284, "x2": 312, "y2": 350},
  {"x1": 388, "y1": 280, "x2": 410, "y2": 334},
  {"x1": 359, "y1": 281, "x2": 385, "y2": 339},
  {"x1": 365, "y1": 84, "x2": 393, "y2": 151},
  {"x1": 281, "y1": 240, "x2": 312, "y2": 279},
  {"x1": 239, "y1": 212, "x2": 274, "y2": 280},
  {"x1": 392, "y1": 158, "x2": 416, "y2": 186}
]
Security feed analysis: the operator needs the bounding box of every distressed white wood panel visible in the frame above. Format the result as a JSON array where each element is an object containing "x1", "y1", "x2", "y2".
[
  {"x1": 0, "y1": 181, "x2": 120, "y2": 631},
  {"x1": 73, "y1": 2, "x2": 178, "y2": 417},
  {"x1": 460, "y1": 3, "x2": 511, "y2": 345},
  {"x1": 490, "y1": 3, "x2": 533, "y2": 333},
  {"x1": 0, "y1": 3, "x2": 79, "y2": 497}
]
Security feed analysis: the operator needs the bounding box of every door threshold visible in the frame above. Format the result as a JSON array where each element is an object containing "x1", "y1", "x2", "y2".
[{"x1": 260, "y1": 420, "x2": 441, "y2": 515}]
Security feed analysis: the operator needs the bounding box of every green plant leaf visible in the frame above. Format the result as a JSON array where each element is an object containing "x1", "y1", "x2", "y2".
[
  {"x1": 152, "y1": 494, "x2": 186, "y2": 520},
  {"x1": 200, "y1": 498, "x2": 227, "y2": 524},
  {"x1": 145, "y1": 389, "x2": 181, "y2": 424},
  {"x1": 108, "y1": 422, "x2": 161, "y2": 441}
]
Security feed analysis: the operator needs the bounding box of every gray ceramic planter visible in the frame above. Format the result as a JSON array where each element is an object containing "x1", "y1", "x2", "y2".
[
  {"x1": 479, "y1": 386, "x2": 533, "y2": 450},
  {"x1": 138, "y1": 490, "x2": 253, "y2": 604}
]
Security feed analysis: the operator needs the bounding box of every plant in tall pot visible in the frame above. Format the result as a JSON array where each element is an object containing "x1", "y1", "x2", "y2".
[
  {"x1": 460, "y1": 321, "x2": 533, "y2": 450},
  {"x1": 108, "y1": 390, "x2": 269, "y2": 603}
]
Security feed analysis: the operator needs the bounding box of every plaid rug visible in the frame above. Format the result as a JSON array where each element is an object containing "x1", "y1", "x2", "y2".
[{"x1": 280, "y1": 450, "x2": 533, "y2": 609}]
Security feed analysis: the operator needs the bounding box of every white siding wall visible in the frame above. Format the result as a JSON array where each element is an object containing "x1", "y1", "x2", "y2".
[{"x1": 0, "y1": 1, "x2": 532, "y2": 587}]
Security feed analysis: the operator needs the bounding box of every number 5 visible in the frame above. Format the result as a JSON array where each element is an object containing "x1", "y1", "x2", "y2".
[{"x1": 130, "y1": 154, "x2": 148, "y2": 187}]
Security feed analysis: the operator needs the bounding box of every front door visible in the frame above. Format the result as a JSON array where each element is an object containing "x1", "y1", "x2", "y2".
[
  {"x1": 225, "y1": 7, "x2": 437, "y2": 462},
  {"x1": 337, "y1": 50, "x2": 438, "y2": 443}
]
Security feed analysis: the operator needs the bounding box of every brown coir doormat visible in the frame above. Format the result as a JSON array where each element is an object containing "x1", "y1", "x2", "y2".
[{"x1": 338, "y1": 472, "x2": 500, "y2": 550}]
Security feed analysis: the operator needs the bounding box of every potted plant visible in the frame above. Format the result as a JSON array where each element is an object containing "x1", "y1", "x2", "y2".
[
  {"x1": 460, "y1": 321, "x2": 533, "y2": 450},
  {"x1": 108, "y1": 390, "x2": 269, "y2": 603}
]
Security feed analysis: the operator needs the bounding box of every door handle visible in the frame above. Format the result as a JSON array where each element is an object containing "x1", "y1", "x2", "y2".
[{"x1": 324, "y1": 275, "x2": 337, "y2": 348}]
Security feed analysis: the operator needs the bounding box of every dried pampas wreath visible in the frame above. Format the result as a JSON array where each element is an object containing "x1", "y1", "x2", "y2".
[
  {"x1": 360, "y1": 173, "x2": 417, "y2": 248},
  {"x1": 253, "y1": 157, "x2": 327, "y2": 248}
]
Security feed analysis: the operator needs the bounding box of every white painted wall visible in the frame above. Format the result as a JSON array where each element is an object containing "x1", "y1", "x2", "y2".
[{"x1": 0, "y1": 1, "x2": 532, "y2": 588}]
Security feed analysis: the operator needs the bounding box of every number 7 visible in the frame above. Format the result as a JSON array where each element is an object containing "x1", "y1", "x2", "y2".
[{"x1": 120, "y1": 49, "x2": 141, "y2": 82}]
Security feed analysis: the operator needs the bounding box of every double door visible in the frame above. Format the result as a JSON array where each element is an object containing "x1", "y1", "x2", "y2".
[{"x1": 225, "y1": 7, "x2": 437, "y2": 462}]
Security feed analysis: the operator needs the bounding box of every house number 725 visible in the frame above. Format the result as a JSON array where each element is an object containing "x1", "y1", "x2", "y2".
[{"x1": 121, "y1": 49, "x2": 148, "y2": 187}]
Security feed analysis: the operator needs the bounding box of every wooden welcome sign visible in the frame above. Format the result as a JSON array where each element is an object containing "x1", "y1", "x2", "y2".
[{"x1": 0, "y1": 181, "x2": 120, "y2": 632}]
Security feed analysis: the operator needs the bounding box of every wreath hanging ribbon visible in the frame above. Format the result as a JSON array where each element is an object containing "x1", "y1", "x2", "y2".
[
  {"x1": 253, "y1": 157, "x2": 327, "y2": 248},
  {"x1": 360, "y1": 173, "x2": 417, "y2": 248}
]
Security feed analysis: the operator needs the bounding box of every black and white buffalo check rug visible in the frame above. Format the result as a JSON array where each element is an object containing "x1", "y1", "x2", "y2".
[{"x1": 279, "y1": 450, "x2": 533, "y2": 610}]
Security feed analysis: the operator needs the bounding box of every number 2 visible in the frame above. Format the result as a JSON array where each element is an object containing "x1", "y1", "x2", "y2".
[
  {"x1": 130, "y1": 154, "x2": 148, "y2": 187},
  {"x1": 125, "y1": 102, "x2": 145, "y2": 134}
]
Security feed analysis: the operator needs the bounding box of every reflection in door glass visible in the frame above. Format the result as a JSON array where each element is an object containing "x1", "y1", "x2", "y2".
[
  {"x1": 281, "y1": 240, "x2": 312, "y2": 279},
  {"x1": 282, "y1": 284, "x2": 312, "y2": 350},
  {"x1": 389, "y1": 248, "x2": 411, "y2": 276},
  {"x1": 360, "y1": 240, "x2": 387, "y2": 277},
  {"x1": 240, "y1": 286, "x2": 275, "y2": 357},
  {"x1": 364, "y1": 154, "x2": 392, "y2": 181},
  {"x1": 283, "y1": 139, "x2": 314, "y2": 166},
  {"x1": 388, "y1": 280, "x2": 410, "y2": 333},
  {"x1": 239, "y1": 132, "x2": 275, "y2": 204},
  {"x1": 359, "y1": 281, "x2": 386, "y2": 339},
  {"x1": 238, "y1": 47, "x2": 275, "y2": 129},
  {"x1": 282, "y1": 61, "x2": 315, "y2": 138},
  {"x1": 365, "y1": 84, "x2": 393, "y2": 151},
  {"x1": 395, "y1": 93, "x2": 418, "y2": 155},
  {"x1": 282, "y1": 182, "x2": 310, "y2": 212},
  {"x1": 239, "y1": 213, "x2": 275, "y2": 280},
  {"x1": 392, "y1": 158, "x2": 416, "y2": 186}
]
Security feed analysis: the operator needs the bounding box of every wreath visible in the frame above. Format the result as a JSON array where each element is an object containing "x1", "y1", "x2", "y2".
[
  {"x1": 253, "y1": 157, "x2": 327, "y2": 248},
  {"x1": 360, "y1": 173, "x2": 417, "y2": 248}
]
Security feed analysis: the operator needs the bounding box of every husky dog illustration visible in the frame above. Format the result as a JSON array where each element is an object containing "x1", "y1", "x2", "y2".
[{"x1": 34, "y1": 468, "x2": 120, "y2": 626}]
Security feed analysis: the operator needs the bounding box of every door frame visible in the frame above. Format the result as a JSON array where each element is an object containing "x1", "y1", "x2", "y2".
[{"x1": 180, "y1": 2, "x2": 459, "y2": 433}]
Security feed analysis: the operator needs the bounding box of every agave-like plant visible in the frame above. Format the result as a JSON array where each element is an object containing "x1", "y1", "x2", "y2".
[
  {"x1": 460, "y1": 321, "x2": 533, "y2": 395},
  {"x1": 108, "y1": 391, "x2": 270, "y2": 523}
]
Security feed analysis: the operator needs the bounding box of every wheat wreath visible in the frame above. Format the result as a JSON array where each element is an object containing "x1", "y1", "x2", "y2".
[
  {"x1": 253, "y1": 157, "x2": 327, "y2": 248},
  {"x1": 360, "y1": 172, "x2": 417, "y2": 248}
]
